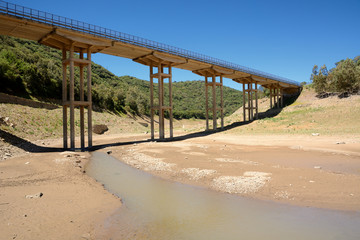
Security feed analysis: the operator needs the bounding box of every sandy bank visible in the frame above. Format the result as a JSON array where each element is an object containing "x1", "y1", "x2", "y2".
[{"x1": 0, "y1": 150, "x2": 121, "y2": 240}]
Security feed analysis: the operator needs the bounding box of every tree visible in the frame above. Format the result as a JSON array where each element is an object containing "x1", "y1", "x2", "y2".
[
  {"x1": 311, "y1": 64, "x2": 328, "y2": 93},
  {"x1": 331, "y1": 59, "x2": 357, "y2": 92}
]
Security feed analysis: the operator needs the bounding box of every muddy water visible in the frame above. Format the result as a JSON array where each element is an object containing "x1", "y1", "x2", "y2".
[{"x1": 86, "y1": 152, "x2": 360, "y2": 240}]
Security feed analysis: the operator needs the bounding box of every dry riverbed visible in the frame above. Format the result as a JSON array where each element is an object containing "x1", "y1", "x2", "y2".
[
  {"x1": 1, "y1": 133, "x2": 360, "y2": 239},
  {"x1": 95, "y1": 133, "x2": 360, "y2": 211}
]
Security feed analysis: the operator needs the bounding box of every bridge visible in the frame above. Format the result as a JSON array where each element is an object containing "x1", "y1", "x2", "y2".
[{"x1": 0, "y1": 1, "x2": 301, "y2": 150}]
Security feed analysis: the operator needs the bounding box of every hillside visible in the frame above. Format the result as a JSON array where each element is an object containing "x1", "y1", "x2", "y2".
[
  {"x1": 0, "y1": 36, "x2": 244, "y2": 119},
  {"x1": 226, "y1": 86, "x2": 360, "y2": 136},
  {"x1": 1, "y1": 86, "x2": 359, "y2": 160}
]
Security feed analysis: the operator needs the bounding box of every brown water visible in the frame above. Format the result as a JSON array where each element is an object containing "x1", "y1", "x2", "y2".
[{"x1": 86, "y1": 152, "x2": 360, "y2": 240}]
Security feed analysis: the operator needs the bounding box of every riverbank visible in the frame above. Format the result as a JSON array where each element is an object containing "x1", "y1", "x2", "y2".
[
  {"x1": 1, "y1": 133, "x2": 359, "y2": 239},
  {"x1": 0, "y1": 148, "x2": 121, "y2": 240},
  {"x1": 94, "y1": 133, "x2": 360, "y2": 211}
]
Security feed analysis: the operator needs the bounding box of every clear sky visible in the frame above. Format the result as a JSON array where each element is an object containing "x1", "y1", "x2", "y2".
[{"x1": 8, "y1": 0, "x2": 360, "y2": 90}]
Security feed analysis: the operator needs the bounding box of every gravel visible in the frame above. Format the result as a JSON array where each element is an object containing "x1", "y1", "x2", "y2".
[
  {"x1": 181, "y1": 168, "x2": 217, "y2": 180},
  {"x1": 123, "y1": 149, "x2": 175, "y2": 172},
  {"x1": 212, "y1": 171, "x2": 271, "y2": 194}
]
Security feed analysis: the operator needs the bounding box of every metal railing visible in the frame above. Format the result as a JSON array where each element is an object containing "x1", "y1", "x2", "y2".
[{"x1": 0, "y1": 0, "x2": 299, "y2": 87}]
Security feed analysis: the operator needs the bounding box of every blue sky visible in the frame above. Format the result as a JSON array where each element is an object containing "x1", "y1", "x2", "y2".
[{"x1": 8, "y1": 0, "x2": 360, "y2": 90}]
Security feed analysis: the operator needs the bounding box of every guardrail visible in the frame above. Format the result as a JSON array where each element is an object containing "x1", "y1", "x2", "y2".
[{"x1": 0, "y1": 0, "x2": 300, "y2": 87}]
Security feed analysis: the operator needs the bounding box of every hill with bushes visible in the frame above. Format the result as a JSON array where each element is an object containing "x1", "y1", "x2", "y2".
[{"x1": 0, "y1": 36, "x2": 244, "y2": 119}]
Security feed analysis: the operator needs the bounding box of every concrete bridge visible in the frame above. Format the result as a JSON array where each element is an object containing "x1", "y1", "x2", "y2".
[{"x1": 0, "y1": 1, "x2": 301, "y2": 150}]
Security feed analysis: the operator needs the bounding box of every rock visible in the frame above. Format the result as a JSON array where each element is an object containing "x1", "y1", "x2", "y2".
[
  {"x1": 138, "y1": 122, "x2": 149, "y2": 127},
  {"x1": 92, "y1": 124, "x2": 108, "y2": 134},
  {"x1": 25, "y1": 192, "x2": 43, "y2": 199},
  {"x1": 311, "y1": 133, "x2": 320, "y2": 136},
  {"x1": 107, "y1": 150, "x2": 112, "y2": 154},
  {"x1": 314, "y1": 166, "x2": 322, "y2": 169},
  {"x1": 336, "y1": 142, "x2": 346, "y2": 144},
  {"x1": 5, "y1": 153, "x2": 11, "y2": 157},
  {"x1": 25, "y1": 162, "x2": 30, "y2": 165}
]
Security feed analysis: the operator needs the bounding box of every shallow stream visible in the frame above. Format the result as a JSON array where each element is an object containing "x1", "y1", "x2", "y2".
[{"x1": 86, "y1": 152, "x2": 360, "y2": 240}]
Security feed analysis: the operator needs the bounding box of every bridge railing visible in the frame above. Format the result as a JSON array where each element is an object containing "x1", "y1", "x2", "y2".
[{"x1": 0, "y1": 0, "x2": 299, "y2": 87}]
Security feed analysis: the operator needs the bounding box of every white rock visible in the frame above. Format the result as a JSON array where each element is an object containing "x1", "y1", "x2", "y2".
[{"x1": 25, "y1": 192, "x2": 43, "y2": 199}]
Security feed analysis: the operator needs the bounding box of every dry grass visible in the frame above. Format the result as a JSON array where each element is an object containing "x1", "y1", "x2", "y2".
[
  {"x1": 0, "y1": 102, "x2": 149, "y2": 142},
  {"x1": 1, "y1": 88, "x2": 359, "y2": 144},
  {"x1": 225, "y1": 88, "x2": 360, "y2": 136}
]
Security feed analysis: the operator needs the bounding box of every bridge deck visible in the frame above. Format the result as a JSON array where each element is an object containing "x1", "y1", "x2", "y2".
[{"x1": 0, "y1": 1, "x2": 299, "y2": 90}]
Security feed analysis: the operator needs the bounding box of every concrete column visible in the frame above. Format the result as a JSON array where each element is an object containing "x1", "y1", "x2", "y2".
[
  {"x1": 242, "y1": 83, "x2": 246, "y2": 122},
  {"x1": 205, "y1": 76, "x2": 209, "y2": 131},
  {"x1": 62, "y1": 49, "x2": 67, "y2": 149}
]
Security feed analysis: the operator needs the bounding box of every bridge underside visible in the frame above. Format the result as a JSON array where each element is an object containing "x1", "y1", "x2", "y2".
[{"x1": 0, "y1": 11, "x2": 300, "y2": 149}]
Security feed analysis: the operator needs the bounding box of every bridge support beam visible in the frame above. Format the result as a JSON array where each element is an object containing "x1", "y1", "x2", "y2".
[
  {"x1": 236, "y1": 78, "x2": 258, "y2": 121},
  {"x1": 134, "y1": 52, "x2": 186, "y2": 140},
  {"x1": 269, "y1": 85, "x2": 282, "y2": 109},
  {"x1": 62, "y1": 45, "x2": 93, "y2": 150},
  {"x1": 149, "y1": 63, "x2": 173, "y2": 140},
  {"x1": 193, "y1": 66, "x2": 229, "y2": 131},
  {"x1": 203, "y1": 74, "x2": 224, "y2": 130}
]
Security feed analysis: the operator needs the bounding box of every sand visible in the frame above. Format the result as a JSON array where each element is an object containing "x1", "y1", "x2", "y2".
[
  {"x1": 0, "y1": 150, "x2": 121, "y2": 240},
  {"x1": 1, "y1": 133, "x2": 360, "y2": 239}
]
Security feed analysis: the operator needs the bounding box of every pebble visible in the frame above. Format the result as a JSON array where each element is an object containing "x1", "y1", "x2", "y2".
[
  {"x1": 314, "y1": 166, "x2": 322, "y2": 169},
  {"x1": 336, "y1": 142, "x2": 346, "y2": 144},
  {"x1": 311, "y1": 133, "x2": 320, "y2": 136},
  {"x1": 25, "y1": 192, "x2": 43, "y2": 199},
  {"x1": 25, "y1": 162, "x2": 30, "y2": 165},
  {"x1": 309, "y1": 180, "x2": 315, "y2": 183},
  {"x1": 106, "y1": 150, "x2": 112, "y2": 154}
]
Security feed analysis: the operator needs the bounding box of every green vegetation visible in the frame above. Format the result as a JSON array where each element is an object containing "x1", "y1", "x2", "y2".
[
  {"x1": 310, "y1": 57, "x2": 360, "y2": 94},
  {"x1": 0, "y1": 36, "x2": 245, "y2": 119}
]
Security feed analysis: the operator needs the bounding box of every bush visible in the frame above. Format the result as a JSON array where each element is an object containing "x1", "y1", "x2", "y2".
[{"x1": 311, "y1": 57, "x2": 360, "y2": 94}]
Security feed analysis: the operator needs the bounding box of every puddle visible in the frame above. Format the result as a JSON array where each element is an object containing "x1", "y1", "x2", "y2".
[{"x1": 86, "y1": 152, "x2": 360, "y2": 240}]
